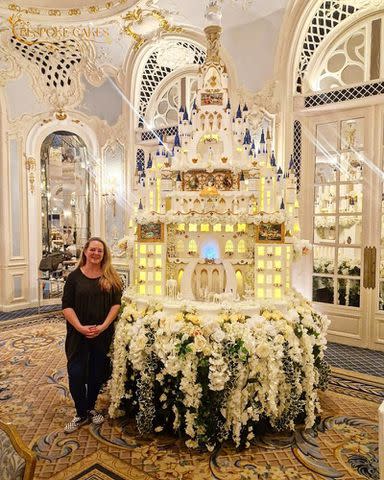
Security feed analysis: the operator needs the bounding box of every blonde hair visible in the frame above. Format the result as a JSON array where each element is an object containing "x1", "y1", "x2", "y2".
[{"x1": 79, "y1": 237, "x2": 123, "y2": 292}]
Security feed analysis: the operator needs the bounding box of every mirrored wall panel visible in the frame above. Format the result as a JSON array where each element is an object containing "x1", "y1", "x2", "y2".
[{"x1": 40, "y1": 131, "x2": 90, "y2": 263}]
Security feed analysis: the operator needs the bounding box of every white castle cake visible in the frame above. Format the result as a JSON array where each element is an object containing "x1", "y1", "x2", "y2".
[{"x1": 127, "y1": 23, "x2": 302, "y2": 305}]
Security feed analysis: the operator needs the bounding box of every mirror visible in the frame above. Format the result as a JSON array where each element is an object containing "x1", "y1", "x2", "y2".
[{"x1": 40, "y1": 131, "x2": 90, "y2": 261}]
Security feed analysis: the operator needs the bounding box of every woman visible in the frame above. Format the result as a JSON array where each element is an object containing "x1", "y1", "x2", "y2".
[{"x1": 62, "y1": 237, "x2": 123, "y2": 433}]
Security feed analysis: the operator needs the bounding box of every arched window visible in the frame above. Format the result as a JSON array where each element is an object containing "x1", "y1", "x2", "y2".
[
  {"x1": 188, "y1": 239, "x2": 197, "y2": 254},
  {"x1": 307, "y1": 16, "x2": 384, "y2": 92},
  {"x1": 225, "y1": 240, "x2": 234, "y2": 253},
  {"x1": 136, "y1": 39, "x2": 205, "y2": 126},
  {"x1": 238, "y1": 239, "x2": 246, "y2": 254}
]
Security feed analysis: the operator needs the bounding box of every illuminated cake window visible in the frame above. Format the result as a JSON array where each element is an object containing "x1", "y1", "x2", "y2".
[
  {"x1": 257, "y1": 246, "x2": 265, "y2": 256},
  {"x1": 257, "y1": 260, "x2": 264, "y2": 268},
  {"x1": 201, "y1": 224, "x2": 210, "y2": 232},
  {"x1": 155, "y1": 272, "x2": 162, "y2": 281},
  {"x1": 177, "y1": 223, "x2": 185, "y2": 232},
  {"x1": 225, "y1": 240, "x2": 233, "y2": 253},
  {"x1": 257, "y1": 274, "x2": 264, "y2": 283},
  {"x1": 274, "y1": 246, "x2": 281, "y2": 256},
  {"x1": 238, "y1": 239, "x2": 246, "y2": 253},
  {"x1": 237, "y1": 224, "x2": 246, "y2": 232},
  {"x1": 274, "y1": 260, "x2": 281, "y2": 268},
  {"x1": 189, "y1": 239, "x2": 197, "y2": 253},
  {"x1": 139, "y1": 271, "x2": 146, "y2": 280},
  {"x1": 155, "y1": 245, "x2": 162, "y2": 254},
  {"x1": 293, "y1": 223, "x2": 300, "y2": 233},
  {"x1": 155, "y1": 285, "x2": 162, "y2": 295},
  {"x1": 189, "y1": 224, "x2": 197, "y2": 232},
  {"x1": 155, "y1": 258, "x2": 162, "y2": 267},
  {"x1": 274, "y1": 288, "x2": 282, "y2": 299},
  {"x1": 225, "y1": 225, "x2": 234, "y2": 232},
  {"x1": 139, "y1": 285, "x2": 146, "y2": 295},
  {"x1": 213, "y1": 224, "x2": 222, "y2": 232},
  {"x1": 140, "y1": 259, "x2": 146, "y2": 267},
  {"x1": 140, "y1": 245, "x2": 147, "y2": 254},
  {"x1": 257, "y1": 288, "x2": 264, "y2": 298},
  {"x1": 202, "y1": 241, "x2": 219, "y2": 259},
  {"x1": 274, "y1": 274, "x2": 281, "y2": 283}
]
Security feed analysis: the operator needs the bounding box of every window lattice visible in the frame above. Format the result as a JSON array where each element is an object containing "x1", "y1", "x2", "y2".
[
  {"x1": 304, "y1": 80, "x2": 384, "y2": 107},
  {"x1": 153, "y1": 75, "x2": 199, "y2": 128},
  {"x1": 10, "y1": 37, "x2": 81, "y2": 89},
  {"x1": 313, "y1": 27, "x2": 367, "y2": 90},
  {"x1": 136, "y1": 148, "x2": 145, "y2": 171},
  {"x1": 293, "y1": 120, "x2": 302, "y2": 192},
  {"x1": 296, "y1": 1, "x2": 359, "y2": 93},
  {"x1": 141, "y1": 125, "x2": 179, "y2": 142},
  {"x1": 138, "y1": 40, "x2": 205, "y2": 122}
]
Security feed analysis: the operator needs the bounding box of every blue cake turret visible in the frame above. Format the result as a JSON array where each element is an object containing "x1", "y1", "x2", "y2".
[
  {"x1": 270, "y1": 151, "x2": 276, "y2": 167},
  {"x1": 226, "y1": 99, "x2": 231, "y2": 111},
  {"x1": 236, "y1": 104, "x2": 242, "y2": 119},
  {"x1": 183, "y1": 109, "x2": 189, "y2": 122},
  {"x1": 280, "y1": 199, "x2": 285, "y2": 210},
  {"x1": 147, "y1": 153, "x2": 153, "y2": 169},
  {"x1": 174, "y1": 131, "x2": 181, "y2": 148},
  {"x1": 243, "y1": 128, "x2": 252, "y2": 145},
  {"x1": 260, "y1": 129, "x2": 265, "y2": 144},
  {"x1": 289, "y1": 154, "x2": 295, "y2": 171}
]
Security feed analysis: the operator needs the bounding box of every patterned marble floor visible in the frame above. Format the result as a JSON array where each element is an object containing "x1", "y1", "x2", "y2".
[{"x1": 0, "y1": 312, "x2": 382, "y2": 480}]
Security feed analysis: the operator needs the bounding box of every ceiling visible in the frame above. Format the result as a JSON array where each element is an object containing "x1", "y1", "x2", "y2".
[{"x1": 0, "y1": 0, "x2": 289, "y2": 29}]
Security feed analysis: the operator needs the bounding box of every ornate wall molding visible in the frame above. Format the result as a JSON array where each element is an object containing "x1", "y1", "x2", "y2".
[
  {"x1": 240, "y1": 80, "x2": 279, "y2": 133},
  {"x1": 2, "y1": 30, "x2": 105, "y2": 116}
]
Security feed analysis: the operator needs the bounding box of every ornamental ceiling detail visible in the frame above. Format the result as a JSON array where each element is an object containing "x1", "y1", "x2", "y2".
[{"x1": 3, "y1": 30, "x2": 104, "y2": 116}]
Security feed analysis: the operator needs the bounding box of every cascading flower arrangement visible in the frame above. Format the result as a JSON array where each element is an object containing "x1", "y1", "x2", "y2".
[{"x1": 108, "y1": 290, "x2": 330, "y2": 450}]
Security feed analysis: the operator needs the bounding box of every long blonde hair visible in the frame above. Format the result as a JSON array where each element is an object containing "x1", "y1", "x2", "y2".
[{"x1": 79, "y1": 237, "x2": 123, "y2": 292}]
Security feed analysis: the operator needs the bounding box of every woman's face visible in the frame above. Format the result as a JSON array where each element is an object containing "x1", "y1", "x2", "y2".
[{"x1": 84, "y1": 240, "x2": 104, "y2": 266}]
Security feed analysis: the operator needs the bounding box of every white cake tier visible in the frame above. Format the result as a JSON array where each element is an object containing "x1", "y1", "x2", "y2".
[{"x1": 127, "y1": 293, "x2": 290, "y2": 320}]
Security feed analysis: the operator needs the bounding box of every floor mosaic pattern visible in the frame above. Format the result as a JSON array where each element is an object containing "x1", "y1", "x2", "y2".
[{"x1": 0, "y1": 313, "x2": 382, "y2": 480}]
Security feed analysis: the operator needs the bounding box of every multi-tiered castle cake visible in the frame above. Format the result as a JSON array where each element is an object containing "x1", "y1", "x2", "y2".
[{"x1": 127, "y1": 21, "x2": 301, "y2": 305}]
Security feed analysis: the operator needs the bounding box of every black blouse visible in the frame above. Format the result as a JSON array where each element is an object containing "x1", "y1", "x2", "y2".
[{"x1": 62, "y1": 268, "x2": 122, "y2": 360}]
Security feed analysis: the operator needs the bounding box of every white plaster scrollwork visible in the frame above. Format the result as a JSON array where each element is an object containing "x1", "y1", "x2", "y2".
[
  {"x1": 24, "y1": 154, "x2": 36, "y2": 194},
  {"x1": 0, "y1": 38, "x2": 22, "y2": 86},
  {"x1": 241, "y1": 80, "x2": 279, "y2": 133},
  {"x1": 6, "y1": 32, "x2": 104, "y2": 114}
]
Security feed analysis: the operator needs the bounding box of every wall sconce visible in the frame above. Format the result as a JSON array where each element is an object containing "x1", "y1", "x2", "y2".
[
  {"x1": 24, "y1": 155, "x2": 36, "y2": 194},
  {"x1": 102, "y1": 177, "x2": 117, "y2": 217}
]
